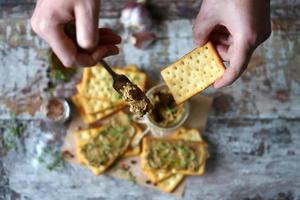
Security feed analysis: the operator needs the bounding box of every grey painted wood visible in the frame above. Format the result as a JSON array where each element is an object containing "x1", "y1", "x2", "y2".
[
  {"x1": 1, "y1": 119, "x2": 300, "y2": 200},
  {"x1": 1, "y1": 0, "x2": 300, "y2": 20}
]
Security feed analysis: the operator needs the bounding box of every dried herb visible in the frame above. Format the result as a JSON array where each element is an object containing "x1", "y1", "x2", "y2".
[
  {"x1": 166, "y1": 106, "x2": 177, "y2": 113},
  {"x1": 82, "y1": 125, "x2": 129, "y2": 167},
  {"x1": 9, "y1": 112, "x2": 25, "y2": 137},
  {"x1": 120, "y1": 164, "x2": 136, "y2": 184},
  {"x1": 114, "y1": 163, "x2": 137, "y2": 184},
  {"x1": 0, "y1": 137, "x2": 17, "y2": 155},
  {"x1": 51, "y1": 69, "x2": 69, "y2": 82},
  {"x1": 46, "y1": 152, "x2": 66, "y2": 171},
  {"x1": 37, "y1": 147, "x2": 66, "y2": 171},
  {"x1": 0, "y1": 112, "x2": 26, "y2": 155},
  {"x1": 127, "y1": 170, "x2": 137, "y2": 184}
]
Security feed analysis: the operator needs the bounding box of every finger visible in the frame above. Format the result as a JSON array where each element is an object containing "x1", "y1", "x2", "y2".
[
  {"x1": 46, "y1": 24, "x2": 79, "y2": 67},
  {"x1": 212, "y1": 25, "x2": 230, "y2": 35},
  {"x1": 91, "y1": 45, "x2": 119, "y2": 62},
  {"x1": 193, "y1": 12, "x2": 218, "y2": 46},
  {"x1": 75, "y1": 45, "x2": 119, "y2": 67},
  {"x1": 75, "y1": 0, "x2": 100, "y2": 50},
  {"x1": 46, "y1": 24, "x2": 113, "y2": 67},
  {"x1": 57, "y1": 45, "x2": 118, "y2": 68},
  {"x1": 215, "y1": 44, "x2": 230, "y2": 61},
  {"x1": 98, "y1": 28, "x2": 122, "y2": 44},
  {"x1": 99, "y1": 28, "x2": 118, "y2": 35},
  {"x1": 214, "y1": 38, "x2": 252, "y2": 88},
  {"x1": 211, "y1": 33, "x2": 232, "y2": 46},
  {"x1": 98, "y1": 34, "x2": 122, "y2": 45}
]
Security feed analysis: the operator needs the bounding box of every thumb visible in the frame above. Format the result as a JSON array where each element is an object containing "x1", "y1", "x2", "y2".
[
  {"x1": 75, "y1": 0, "x2": 100, "y2": 50},
  {"x1": 214, "y1": 37, "x2": 252, "y2": 88},
  {"x1": 193, "y1": 12, "x2": 217, "y2": 47}
]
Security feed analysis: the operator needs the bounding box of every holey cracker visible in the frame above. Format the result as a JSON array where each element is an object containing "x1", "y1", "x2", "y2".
[{"x1": 161, "y1": 41, "x2": 225, "y2": 104}]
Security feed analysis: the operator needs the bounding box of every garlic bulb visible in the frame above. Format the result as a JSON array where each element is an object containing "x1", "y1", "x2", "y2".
[{"x1": 120, "y1": 0, "x2": 152, "y2": 32}]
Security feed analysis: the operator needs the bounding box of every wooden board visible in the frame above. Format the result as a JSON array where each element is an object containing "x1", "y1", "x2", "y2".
[{"x1": 61, "y1": 94, "x2": 213, "y2": 197}]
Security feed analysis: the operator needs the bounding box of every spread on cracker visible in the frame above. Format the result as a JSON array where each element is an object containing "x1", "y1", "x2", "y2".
[
  {"x1": 141, "y1": 128, "x2": 206, "y2": 183},
  {"x1": 75, "y1": 112, "x2": 136, "y2": 175},
  {"x1": 82, "y1": 126, "x2": 130, "y2": 167},
  {"x1": 145, "y1": 139, "x2": 202, "y2": 172},
  {"x1": 141, "y1": 135, "x2": 209, "y2": 176}
]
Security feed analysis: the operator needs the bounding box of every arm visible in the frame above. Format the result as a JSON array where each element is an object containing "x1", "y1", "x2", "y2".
[
  {"x1": 193, "y1": 0, "x2": 271, "y2": 88},
  {"x1": 30, "y1": 0, "x2": 121, "y2": 67}
]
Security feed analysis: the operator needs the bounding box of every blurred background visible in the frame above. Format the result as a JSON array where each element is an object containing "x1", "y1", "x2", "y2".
[{"x1": 0, "y1": 0, "x2": 300, "y2": 200}]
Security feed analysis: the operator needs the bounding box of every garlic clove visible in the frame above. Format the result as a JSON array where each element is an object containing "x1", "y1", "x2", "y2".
[{"x1": 131, "y1": 32, "x2": 156, "y2": 49}]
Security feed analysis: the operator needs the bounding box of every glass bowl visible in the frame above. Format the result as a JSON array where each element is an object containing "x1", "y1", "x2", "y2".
[
  {"x1": 40, "y1": 97, "x2": 71, "y2": 124},
  {"x1": 133, "y1": 83, "x2": 190, "y2": 138}
]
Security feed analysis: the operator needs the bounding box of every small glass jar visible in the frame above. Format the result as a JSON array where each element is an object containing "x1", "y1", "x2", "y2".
[
  {"x1": 40, "y1": 97, "x2": 71, "y2": 124},
  {"x1": 133, "y1": 83, "x2": 190, "y2": 138}
]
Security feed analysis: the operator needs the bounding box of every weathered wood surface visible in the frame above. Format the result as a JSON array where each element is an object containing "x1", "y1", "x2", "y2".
[
  {"x1": 1, "y1": 0, "x2": 300, "y2": 200},
  {"x1": 1, "y1": 0, "x2": 300, "y2": 21}
]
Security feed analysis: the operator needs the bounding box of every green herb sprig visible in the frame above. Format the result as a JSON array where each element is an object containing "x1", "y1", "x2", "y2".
[
  {"x1": 9, "y1": 112, "x2": 25, "y2": 137},
  {"x1": 37, "y1": 147, "x2": 66, "y2": 171},
  {"x1": 119, "y1": 163, "x2": 137, "y2": 184},
  {"x1": 0, "y1": 112, "x2": 26, "y2": 155}
]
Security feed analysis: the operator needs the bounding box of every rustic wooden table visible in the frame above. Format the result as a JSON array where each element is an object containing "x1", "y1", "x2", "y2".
[{"x1": 1, "y1": 0, "x2": 300, "y2": 200}]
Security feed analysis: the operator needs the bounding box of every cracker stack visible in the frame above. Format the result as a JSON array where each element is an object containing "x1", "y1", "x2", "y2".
[
  {"x1": 71, "y1": 64, "x2": 147, "y2": 125},
  {"x1": 75, "y1": 112, "x2": 143, "y2": 175},
  {"x1": 141, "y1": 128, "x2": 209, "y2": 192},
  {"x1": 161, "y1": 41, "x2": 225, "y2": 104}
]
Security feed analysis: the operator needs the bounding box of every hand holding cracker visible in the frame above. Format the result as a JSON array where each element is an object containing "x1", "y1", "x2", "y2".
[{"x1": 193, "y1": 0, "x2": 271, "y2": 88}]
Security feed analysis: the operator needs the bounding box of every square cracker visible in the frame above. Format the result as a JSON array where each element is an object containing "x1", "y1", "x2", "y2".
[
  {"x1": 74, "y1": 112, "x2": 136, "y2": 175},
  {"x1": 80, "y1": 64, "x2": 147, "y2": 101},
  {"x1": 157, "y1": 174, "x2": 185, "y2": 193},
  {"x1": 76, "y1": 82, "x2": 125, "y2": 114},
  {"x1": 122, "y1": 124, "x2": 143, "y2": 158},
  {"x1": 156, "y1": 128, "x2": 207, "y2": 193},
  {"x1": 71, "y1": 94, "x2": 92, "y2": 124},
  {"x1": 157, "y1": 164, "x2": 206, "y2": 193},
  {"x1": 80, "y1": 96, "x2": 123, "y2": 114},
  {"x1": 161, "y1": 41, "x2": 225, "y2": 104},
  {"x1": 141, "y1": 137, "x2": 209, "y2": 176},
  {"x1": 142, "y1": 128, "x2": 206, "y2": 183},
  {"x1": 71, "y1": 94, "x2": 124, "y2": 125}
]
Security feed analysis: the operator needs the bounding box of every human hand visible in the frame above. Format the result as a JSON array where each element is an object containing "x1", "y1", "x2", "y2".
[
  {"x1": 31, "y1": 0, "x2": 121, "y2": 67},
  {"x1": 193, "y1": 0, "x2": 271, "y2": 88}
]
